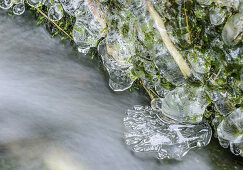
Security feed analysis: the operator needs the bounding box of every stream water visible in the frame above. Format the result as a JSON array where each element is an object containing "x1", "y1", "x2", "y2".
[{"x1": 0, "y1": 11, "x2": 242, "y2": 170}]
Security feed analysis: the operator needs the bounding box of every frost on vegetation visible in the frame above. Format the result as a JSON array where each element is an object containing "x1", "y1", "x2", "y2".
[
  {"x1": 124, "y1": 105, "x2": 212, "y2": 160},
  {"x1": 1, "y1": 0, "x2": 242, "y2": 159}
]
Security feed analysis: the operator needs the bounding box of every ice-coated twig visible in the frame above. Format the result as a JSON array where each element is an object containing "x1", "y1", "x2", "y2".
[
  {"x1": 36, "y1": 8, "x2": 73, "y2": 40},
  {"x1": 145, "y1": 0, "x2": 192, "y2": 79}
]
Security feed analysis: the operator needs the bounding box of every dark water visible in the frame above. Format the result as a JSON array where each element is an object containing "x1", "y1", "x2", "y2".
[{"x1": 0, "y1": 11, "x2": 242, "y2": 170}]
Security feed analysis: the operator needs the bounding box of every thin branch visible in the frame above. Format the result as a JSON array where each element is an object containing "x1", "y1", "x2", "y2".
[
  {"x1": 36, "y1": 7, "x2": 73, "y2": 40},
  {"x1": 140, "y1": 79, "x2": 154, "y2": 100}
]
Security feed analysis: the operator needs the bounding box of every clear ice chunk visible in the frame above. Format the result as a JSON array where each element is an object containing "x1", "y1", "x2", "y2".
[
  {"x1": 73, "y1": 4, "x2": 104, "y2": 54},
  {"x1": 222, "y1": 13, "x2": 243, "y2": 46},
  {"x1": 98, "y1": 40, "x2": 135, "y2": 91},
  {"x1": 154, "y1": 86, "x2": 208, "y2": 124},
  {"x1": 212, "y1": 0, "x2": 240, "y2": 10},
  {"x1": 13, "y1": 2, "x2": 25, "y2": 15},
  {"x1": 196, "y1": 0, "x2": 212, "y2": 6},
  {"x1": 207, "y1": 90, "x2": 234, "y2": 116},
  {"x1": 217, "y1": 108, "x2": 243, "y2": 156},
  {"x1": 0, "y1": 0, "x2": 13, "y2": 9},
  {"x1": 105, "y1": 10, "x2": 137, "y2": 63},
  {"x1": 61, "y1": 0, "x2": 85, "y2": 16},
  {"x1": 11, "y1": 0, "x2": 22, "y2": 4},
  {"x1": 209, "y1": 6, "x2": 226, "y2": 26},
  {"x1": 25, "y1": 0, "x2": 46, "y2": 8},
  {"x1": 48, "y1": 3, "x2": 64, "y2": 21},
  {"x1": 187, "y1": 48, "x2": 210, "y2": 75},
  {"x1": 124, "y1": 106, "x2": 212, "y2": 160},
  {"x1": 154, "y1": 44, "x2": 185, "y2": 86}
]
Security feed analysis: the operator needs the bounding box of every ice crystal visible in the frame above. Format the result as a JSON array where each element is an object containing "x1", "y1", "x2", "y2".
[
  {"x1": 98, "y1": 40, "x2": 135, "y2": 91},
  {"x1": 153, "y1": 86, "x2": 208, "y2": 124},
  {"x1": 48, "y1": 3, "x2": 64, "y2": 21},
  {"x1": 217, "y1": 108, "x2": 243, "y2": 156},
  {"x1": 124, "y1": 106, "x2": 212, "y2": 160}
]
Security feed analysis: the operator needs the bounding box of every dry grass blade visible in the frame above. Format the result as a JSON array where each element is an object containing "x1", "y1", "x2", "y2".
[
  {"x1": 184, "y1": 0, "x2": 192, "y2": 44},
  {"x1": 146, "y1": 0, "x2": 192, "y2": 79}
]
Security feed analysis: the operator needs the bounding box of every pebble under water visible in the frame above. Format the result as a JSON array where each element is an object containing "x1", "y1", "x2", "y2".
[{"x1": 0, "y1": 11, "x2": 242, "y2": 170}]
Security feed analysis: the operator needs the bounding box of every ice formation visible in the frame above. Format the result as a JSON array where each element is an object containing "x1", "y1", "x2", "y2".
[
  {"x1": 98, "y1": 39, "x2": 135, "y2": 91},
  {"x1": 152, "y1": 86, "x2": 209, "y2": 124},
  {"x1": 1, "y1": 0, "x2": 242, "y2": 159},
  {"x1": 124, "y1": 105, "x2": 212, "y2": 160},
  {"x1": 48, "y1": 3, "x2": 64, "y2": 21},
  {"x1": 217, "y1": 108, "x2": 243, "y2": 156}
]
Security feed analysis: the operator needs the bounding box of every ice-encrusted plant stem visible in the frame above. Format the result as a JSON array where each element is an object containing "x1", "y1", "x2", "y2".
[
  {"x1": 146, "y1": 0, "x2": 192, "y2": 79},
  {"x1": 89, "y1": 0, "x2": 154, "y2": 99},
  {"x1": 36, "y1": 7, "x2": 73, "y2": 40}
]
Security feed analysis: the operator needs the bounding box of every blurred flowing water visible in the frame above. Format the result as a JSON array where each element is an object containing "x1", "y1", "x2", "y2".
[{"x1": 0, "y1": 11, "x2": 242, "y2": 170}]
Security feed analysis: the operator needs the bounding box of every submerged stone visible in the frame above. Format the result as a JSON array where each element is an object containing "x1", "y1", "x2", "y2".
[{"x1": 124, "y1": 106, "x2": 212, "y2": 160}]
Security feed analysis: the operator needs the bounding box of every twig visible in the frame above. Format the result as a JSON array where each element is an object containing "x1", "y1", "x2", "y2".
[
  {"x1": 184, "y1": 0, "x2": 191, "y2": 44},
  {"x1": 140, "y1": 79, "x2": 154, "y2": 100},
  {"x1": 146, "y1": 0, "x2": 191, "y2": 79},
  {"x1": 36, "y1": 7, "x2": 73, "y2": 40}
]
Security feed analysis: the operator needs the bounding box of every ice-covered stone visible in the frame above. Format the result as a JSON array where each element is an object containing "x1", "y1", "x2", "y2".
[
  {"x1": 48, "y1": 3, "x2": 64, "y2": 21},
  {"x1": 154, "y1": 86, "x2": 208, "y2": 124},
  {"x1": 217, "y1": 108, "x2": 243, "y2": 156},
  {"x1": 124, "y1": 106, "x2": 212, "y2": 159}
]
